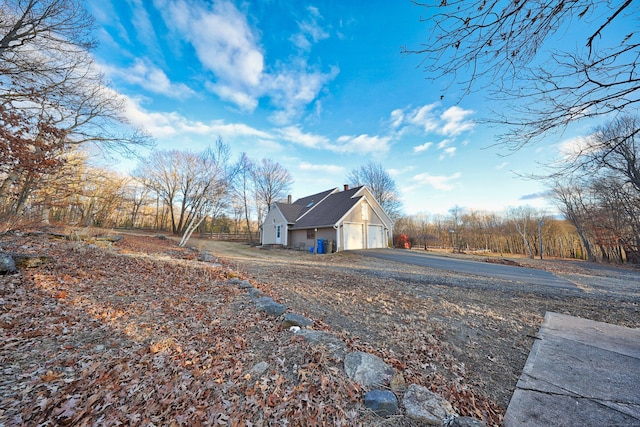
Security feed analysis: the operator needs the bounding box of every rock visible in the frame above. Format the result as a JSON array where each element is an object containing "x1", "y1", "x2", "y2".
[
  {"x1": 450, "y1": 416, "x2": 486, "y2": 427},
  {"x1": 255, "y1": 297, "x2": 287, "y2": 317},
  {"x1": 95, "y1": 235, "x2": 122, "y2": 242},
  {"x1": 155, "y1": 235, "x2": 167, "y2": 240},
  {"x1": 0, "y1": 252, "x2": 17, "y2": 274},
  {"x1": 10, "y1": 253, "x2": 54, "y2": 269},
  {"x1": 282, "y1": 313, "x2": 313, "y2": 328},
  {"x1": 390, "y1": 372, "x2": 407, "y2": 393},
  {"x1": 248, "y1": 287, "x2": 264, "y2": 299},
  {"x1": 227, "y1": 278, "x2": 252, "y2": 288},
  {"x1": 294, "y1": 329, "x2": 348, "y2": 361},
  {"x1": 343, "y1": 352, "x2": 394, "y2": 388},
  {"x1": 364, "y1": 389, "x2": 398, "y2": 417},
  {"x1": 249, "y1": 361, "x2": 270, "y2": 378},
  {"x1": 197, "y1": 252, "x2": 219, "y2": 264},
  {"x1": 403, "y1": 384, "x2": 456, "y2": 425}
]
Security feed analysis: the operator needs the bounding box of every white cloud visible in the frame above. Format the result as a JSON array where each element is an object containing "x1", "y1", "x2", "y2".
[
  {"x1": 413, "y1": 172, "x2": 462, "y2": 191},
  {"x1": 406, "y1": 103, "x2": 440, "y2": 132},
  {"x1": 205, "y1": 82, "x2": 258, "y2": 111},
  {"x1": 128, "y1": 0, "x2": 161, "y2": 56},
  {"x1": 558, "y1": 134, "x2": 597, "y2": 160},
  {"x1": 334, "y1": 134, "x2": 391, "y2": 154},
  {"x1": 123, "y1": 95, "x2": 272, "y2": 140},
  {"x1": 265, "y1": 63, "x2": 339, "y2": 125},
  {"x1": 156, "y1": 0, "x2": 264, "y2": 110},
  {"x1": 290, "y1": 6, "x2": 330, "y2": 51},
  {"x1": 392, "y1": 103, "x2": 475, "y2": 137},
  {"x1": 439, "y1": 147, "x2": 457, "y2": 159},
  {"x1": 440, "y1": 106, "x2": 475, "y2": 136},
  {"x1": 154, "y1": 0, "x2": 338, "y2": 122},
  {"x1": 414, "y1": 142, "x2": 432, "y2": 153},
  {"x1": 299, "y1": 161, "x2": 344, "y2": 174},
  {"x1": 104, "y1": 59, "x2": 195, "y2": 98},
  {"x1": 277, "y1": 126, "x2": 329, "y2": 149},
  {"x1": 496, "y1": 162, "x2": 509, "y2": 170},
  {"x1": 437, "y1": 138, "x2": 452, "y2": 149},
  {"x1": 390, "y1": 109, "x2": 404, "y2": 129}
]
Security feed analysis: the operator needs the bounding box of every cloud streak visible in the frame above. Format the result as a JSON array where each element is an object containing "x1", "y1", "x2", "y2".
[{"x1": 412, "y1": 172, "x2": 462, "y2": 191}]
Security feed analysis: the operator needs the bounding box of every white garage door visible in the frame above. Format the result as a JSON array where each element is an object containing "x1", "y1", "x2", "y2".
[
  {"x1": 367, "y1": 225, "x2": 385, "y2": 249},
  {"x1": 344, "y1": 223, "x2": 364, "y2": 250}
]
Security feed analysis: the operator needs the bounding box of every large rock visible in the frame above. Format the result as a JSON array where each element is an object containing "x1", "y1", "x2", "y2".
[
  {"x1": 11, "y1": 253, "x2": 54, "y2": 269},
  {"x1": 0, "y1": 252, "x2": 17, "y2": 274},
  {"x1": 343, "y1": 351, "x2": 394, "y2": 388},
  {"x1": 282, "y1": 313, "x2": 313, "y2": 328},
  {"x1": 255, "y1": 296, "x2": 287, "y2": 317},
  {"x1": 364, "y1": 389, "x2": 398, "y2": 417},
  {"x1": 403, "y1": 384, "x2": 455, "y2": 425}
]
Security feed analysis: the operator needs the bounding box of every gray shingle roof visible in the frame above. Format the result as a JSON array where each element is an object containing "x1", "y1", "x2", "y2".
[
  {"x1": 274, "y1": 188, "x2": 337, "y2": 223},
  {"x1": 290, "y1": 186, "x2": 364, "y2": 229}
]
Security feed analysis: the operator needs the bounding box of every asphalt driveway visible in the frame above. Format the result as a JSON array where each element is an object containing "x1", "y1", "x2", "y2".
[{"x1": 356, "y1": 249, "x2": 578, "y2": 289}]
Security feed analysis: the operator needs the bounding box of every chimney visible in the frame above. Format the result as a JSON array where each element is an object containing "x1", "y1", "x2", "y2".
[
  {"x1": 287, "y1": 195, "x2": 292, "y2": 204},
  {"x1": 343, "y1": 184, "x2": 349, "y2": 191}
]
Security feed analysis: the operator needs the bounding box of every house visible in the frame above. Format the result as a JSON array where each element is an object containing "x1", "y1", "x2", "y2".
[{"x1": 261, "y1": 185, "x2": 393, "y2": 252}]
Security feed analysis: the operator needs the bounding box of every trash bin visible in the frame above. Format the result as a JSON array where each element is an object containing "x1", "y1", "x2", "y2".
[
  {"x1": 309, "y1": 246, "x2": 314, "y2": 254},
  {"x1": 326, "y1": 240, "x2": 334, "y2": 253},
  {"x1": 317, "y1": 239, "x2": 324, "y2": 254}
]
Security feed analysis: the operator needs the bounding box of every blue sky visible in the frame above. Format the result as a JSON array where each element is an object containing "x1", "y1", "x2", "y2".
[{"x1": 87, "y1": 0, "x2": 577, "y2": 215}]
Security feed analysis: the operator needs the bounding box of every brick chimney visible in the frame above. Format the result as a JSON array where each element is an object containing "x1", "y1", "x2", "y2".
[
  {"x1": 287, "y1": 195, "x2": 292, "y2": 204},
  {"x1": 343, "y1": 184, "x2": 349, "y2": 191}
]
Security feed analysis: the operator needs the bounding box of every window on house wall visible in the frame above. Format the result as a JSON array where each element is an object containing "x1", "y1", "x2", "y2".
[
  {"x1": 307, "y1": 229, "x2": 315, "y2": 239},
  {"x1": 362, "y1": 202, "x2": 369, "y2": 220}
]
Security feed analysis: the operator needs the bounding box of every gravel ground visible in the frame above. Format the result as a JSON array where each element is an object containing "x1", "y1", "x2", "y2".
[{"x1": 196, "y1": 239, "x2": 640, "y2": 416}]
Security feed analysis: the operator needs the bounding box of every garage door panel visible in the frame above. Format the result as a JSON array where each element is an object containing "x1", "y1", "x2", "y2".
[
  {"x1": 344, "y1": 223, "x2": 364, "y2": 250},
  {"x1": 367, "y1": 225, "x2": 384, "y2": 249}
]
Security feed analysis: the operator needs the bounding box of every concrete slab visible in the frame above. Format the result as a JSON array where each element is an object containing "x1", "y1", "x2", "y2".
[{"x1": 504, "y1": 312, "x2": 640, "y2": 426}]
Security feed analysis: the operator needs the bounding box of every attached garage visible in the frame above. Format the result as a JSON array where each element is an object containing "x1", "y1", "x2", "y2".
[
  {"x1": 343, "y1": 223, "x2": 364, "y2": 250},
  {"x1": 367, "y1": 224, "x2": 385, "y2": 249}
]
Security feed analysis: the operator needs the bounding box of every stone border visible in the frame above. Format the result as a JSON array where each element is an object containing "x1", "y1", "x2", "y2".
[{"x1": 226, "y1": 277, "x2": 487, "y2": 426}]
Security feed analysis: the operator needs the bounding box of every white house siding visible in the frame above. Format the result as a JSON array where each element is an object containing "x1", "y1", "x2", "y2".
[{"x1": 262, "y1": 209, "x2": 287, "y2": 246}]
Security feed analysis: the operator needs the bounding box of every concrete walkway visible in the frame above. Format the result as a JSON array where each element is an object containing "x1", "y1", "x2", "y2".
[{"x1": 504, "y1": 312, "x2": 640, "y2": 426}]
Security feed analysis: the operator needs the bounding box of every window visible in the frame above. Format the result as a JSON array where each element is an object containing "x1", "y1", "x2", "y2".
[
  {"x1": 307, "y1": 229, "x2": 315, "y2": 239},
  {"x1": 276, "y1": 225, "x2": 281, "y2": 238},
  {"x1": 361, "y1": 202, "x2": 369, "y2": 220}
]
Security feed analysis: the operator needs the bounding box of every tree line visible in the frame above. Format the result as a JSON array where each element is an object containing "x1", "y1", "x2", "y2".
[
  {"x1": 2, "y1": 1, "x2": 638, "y2": 262},
  {"x1": 394, "y1": 207, "x2": 587, "y2": 260}
]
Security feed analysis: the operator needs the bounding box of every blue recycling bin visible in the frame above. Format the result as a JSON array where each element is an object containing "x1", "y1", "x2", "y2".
[{"x1": 317, "y1": 239, "x2": 324, "y2": 254}]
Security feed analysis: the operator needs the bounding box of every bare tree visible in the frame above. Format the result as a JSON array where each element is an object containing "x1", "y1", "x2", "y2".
[
  {"x1": 550, "y1": 115, "x2": 640, "y2": 262},
  {"x1": 347, "y1": 161, "x2": 402, "y2": 221},
  {"x1": 252, "y1": 158, "x2": 292, "y2": 228},
  {"x1": 405, "y1": 1, "x2": 639, "y2": 150},
  {"x1": 134, "y1": 142, "x2": 231, "y2": 240},
  {"x1": 231, "y1": 153, "x2": 257, "y2": 244},
  {"x1": 178, "y1": 142, "x2": 232, "y2": 247},
  {"x1": 0, "y1": 0, "x2": 150, "y2": 219}
]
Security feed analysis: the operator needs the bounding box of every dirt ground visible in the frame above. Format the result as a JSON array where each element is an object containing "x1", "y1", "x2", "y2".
[
  {"x1": 190, "y1": 237, "x2": 640, "y2": 412},
  {"x1": 2, "y1": 229, "x2": 639, "y2": 426}
]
